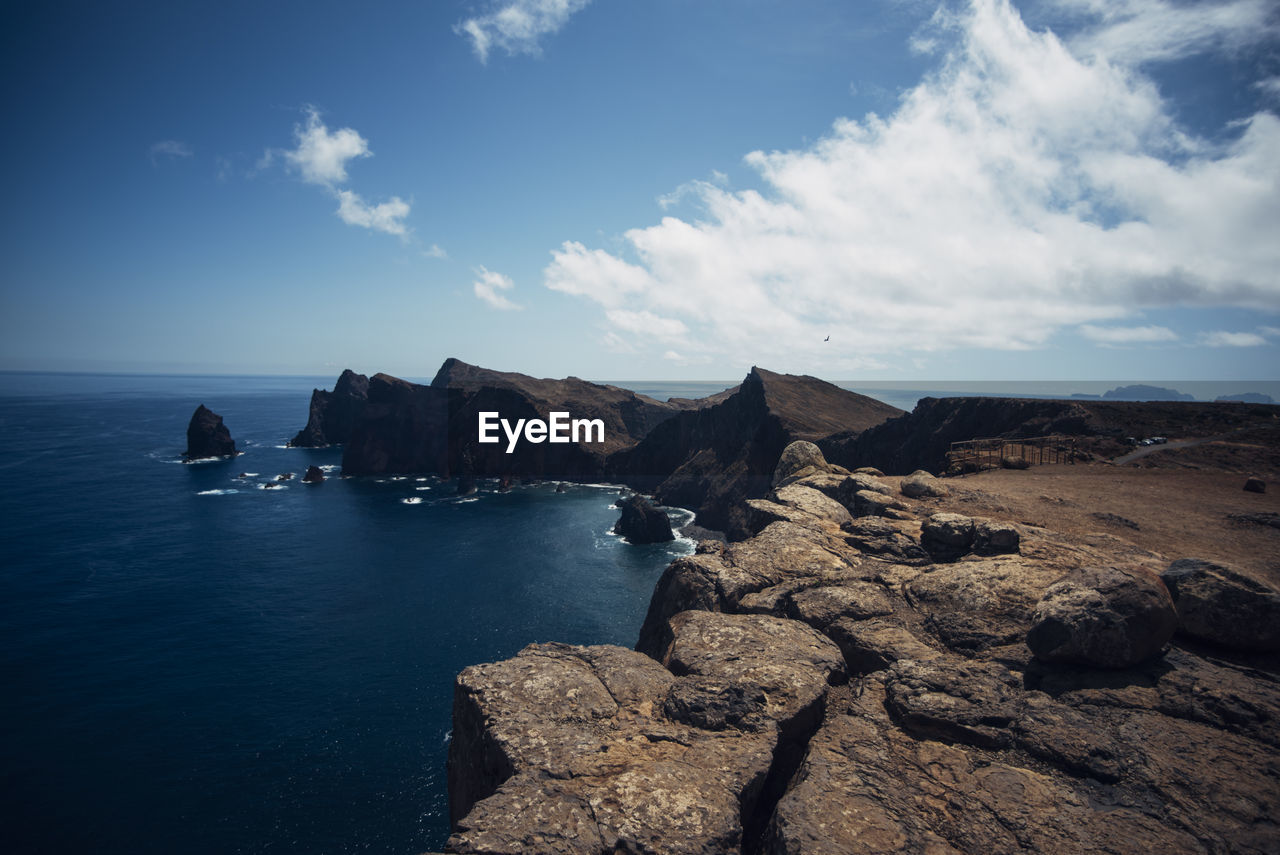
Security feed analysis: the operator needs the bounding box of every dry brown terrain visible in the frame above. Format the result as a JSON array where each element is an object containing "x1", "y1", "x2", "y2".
[{"x1": 892, "y1": 458, "x2": 1280, "y2": 587}]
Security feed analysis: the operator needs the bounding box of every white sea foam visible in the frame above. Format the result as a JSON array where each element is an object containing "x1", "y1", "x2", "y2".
[
  {"x1": 258, "y1": 483, "x2": 288, "y2": 491},
  {"x1": 454, "y1": 497, "x2": 480, "y2": 503},
  {"x1": 391, "y1": 476, "x2": 407, "y2": 481},
  {"x1": 196, "y1": 489, "x2": 240, "y2": 496},
  {"x1": 401, "y1": 497, "x2": 424, "y2": 505},
  {"x1": 320, "y1": 464, "x2": 340, "y2": 472},
  {"x1": 235, "y1": 472, "x2": 260, "y2": 478},
  {"x1": 416, "y1": 486, "x2": 432, "y2": 491}
]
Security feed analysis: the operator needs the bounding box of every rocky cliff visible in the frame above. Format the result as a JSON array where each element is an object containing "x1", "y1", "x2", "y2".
[
  {"x1": 821, "y1": 396, "x2": 1280, "y2": 475},
  {"x1": 184, "y1": 404, "x2": 237, "y2": 459},
  {"x1": 444, "y1": 442, "x2": 1280, "y2": 855},
  {"x1": 288, "y1": 369, "x2": 369, "y2": 447},
  {"x1": 608, "y1": 368, "x2": 902, "y2": 539},
  {"x1": 340, "y1": 360, "x2": 723, "y2": 480}
]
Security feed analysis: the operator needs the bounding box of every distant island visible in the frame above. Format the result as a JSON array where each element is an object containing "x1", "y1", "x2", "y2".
[{"x1": 1071, "y1": 383, "x2": 1194, "y2": 401}]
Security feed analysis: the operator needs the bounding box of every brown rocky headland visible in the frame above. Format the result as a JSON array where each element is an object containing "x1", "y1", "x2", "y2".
[{"x1": 441, "y1": 418, "x2": 1280, "y2": 853}]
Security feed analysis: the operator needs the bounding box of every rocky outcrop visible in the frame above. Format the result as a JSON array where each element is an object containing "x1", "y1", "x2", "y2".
[
  {"x1": 613, "y1": 495, "x2": 675, "y2": 544},
  {"x1": 820, "y1": 395, "x2": 1280, "y2": 474},
  {"x1": 288, "y1": 369, "x2": 369, "y2": 447},
  {"x1": 1161, "y1": 558, "x2": 1280, "y2": 652},
  {"x1": 301, "y1": 465, "x2": 324, "y2": 483},
  {"x1": 1026, "y1": 565, "x2": 1178, "y2": 668},
  {"x1": 340, "y1": 360, "x2": 719, "y2": 481},
  {"x1": 447, "y1": 460, "x2": 1280, "y2": 854},
  {"x1": 609, "y1": 368, "x2": 901, "y2": 539},
  {"x1": 184, "y1": 404, "x2": 236, "y2": 459}
]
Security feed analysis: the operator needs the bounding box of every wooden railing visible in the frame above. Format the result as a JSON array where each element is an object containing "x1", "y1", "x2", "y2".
[{"x1": 946, "y1": 435, "x2": 1076, "y2": 472}]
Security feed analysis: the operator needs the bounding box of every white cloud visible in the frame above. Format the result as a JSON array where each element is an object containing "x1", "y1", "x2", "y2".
[
  {"x1": 335, "y1": 190, "x2": 411, "y2": 236},
  {"x1": 149, "y1": 140, "x2": 192, "y2": 163},
  {"x1": 473, "y1": 266, "x2": 522, "y2": 310},
  {"x1": 1261, "y1": 326, "x2": 1280, "y2": 337},
  {"x1": 285, "y1": 108, "x2": 370, "y2": 187},
  {"x1": 1079, "y1": 324, "x2": 1178, "y2": 344},
  {"x1": 457, "y1": 0, "x2": 591, "y2": 63},
  {"x1": 1199, "y1": 330, "x2": 1268, "y2": 347},
  {"x1": 423, "y1": 244, "x2": 448, "y2": 259},
  {"x1": 543, "y1": 0, "x2": 1280, "y2": 371},
  {"x1": 663, "y1": 350, "x2": 686, "y2": 362},
  {"x1": 1055, "y1": 0, "x2": 1279, "y2": 64},
  {"x1": 271, "y1": 108, "x2": 412, "y2": 239}
]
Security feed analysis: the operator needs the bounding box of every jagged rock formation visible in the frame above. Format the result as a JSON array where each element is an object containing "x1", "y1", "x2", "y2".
[
  {"x1": 340, "y1": 360, "x2": 718, "y2": 480},
  {"x1": 184, "y1": 404, "x2": 236, "y2": 459},
  {"x1": 609, "y1": 368, "x2": 902, "y2": 540},
  {"x1": 613, "y1": 495, "x2": 675, "y2": 544},
  {"x1": 821, "y1": 396, "x2": 1280, "y2": 475},
  {"x1": 446, "y1": 442, "x2": 1280, "y2": 854},
  {"x1": 301, "y1": 465, "x2": 324, "y2": 483},
  {"x1": 289, "y1": 369, "x2": 370, "y2": 447}
]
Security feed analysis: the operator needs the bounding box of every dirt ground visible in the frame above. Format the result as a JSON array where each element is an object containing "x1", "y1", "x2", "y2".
[{"x1": 891, "y1": 456, "x2": 1280, "y2": 587}]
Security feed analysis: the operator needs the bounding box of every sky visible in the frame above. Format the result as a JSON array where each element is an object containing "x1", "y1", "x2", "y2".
[{"x1": 2, "y1": 0, "x2": 1278, "y2": 382}]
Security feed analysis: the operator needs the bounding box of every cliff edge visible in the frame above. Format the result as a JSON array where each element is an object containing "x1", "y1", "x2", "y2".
[{"x1": 444, "y1": 442, "x2": 1280, "y2": 854}]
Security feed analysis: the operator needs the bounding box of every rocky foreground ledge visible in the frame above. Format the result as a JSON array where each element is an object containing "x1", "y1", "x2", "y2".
[{"x1": 441, "y1": 443, "x2": 1280, "y2": 854}]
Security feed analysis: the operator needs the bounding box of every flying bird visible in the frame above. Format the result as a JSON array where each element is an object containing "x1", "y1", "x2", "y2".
[{"x1": 824, "y1": 335, "x2": 830, "y2": 342}]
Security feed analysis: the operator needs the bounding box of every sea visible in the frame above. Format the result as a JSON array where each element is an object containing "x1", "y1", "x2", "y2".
[{"x1": 3, "y1": 372, "x2": 1276, "y2": 854}]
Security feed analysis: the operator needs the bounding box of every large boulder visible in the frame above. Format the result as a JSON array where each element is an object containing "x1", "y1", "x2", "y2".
[
  {"x1": 1027, "y1": 566, "x2": 1177, "y2": 668},
  {"x1": 900, "y1": 469, "x2": 948, "y2": 498},
  {"x1": 772, "y1": 440, "x2": 829, "y2": 487},
  {"x1": 184, "y1": 404, "x2": 236, "y2": 459},
  {"x1": 614, "y1": 495, "x2": 675, "y2": 544},
  {"x1": 1160, "y1": 558, "x2": 1280, "y2": 652},
  {"x1": 920, "y1": 512, "x2": 976, "y2": 560}
]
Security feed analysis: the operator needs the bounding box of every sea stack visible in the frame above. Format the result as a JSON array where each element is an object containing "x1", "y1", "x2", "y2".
[
  {"x1": 613, "y1": 495, "x2": 675, "y2": 544},
  {"x1": 185, "y1": 405, "x2": 237, "y2": 459}
]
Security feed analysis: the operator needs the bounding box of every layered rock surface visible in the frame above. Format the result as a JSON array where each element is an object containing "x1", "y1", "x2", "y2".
[{"x1": 444, "y1": 443, "x2": 1280, "y2": 854}]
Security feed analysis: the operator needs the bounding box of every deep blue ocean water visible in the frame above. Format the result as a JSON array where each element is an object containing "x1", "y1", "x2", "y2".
[{"x1": 0, "y1": 373, "x2": 695, "y2": 854}]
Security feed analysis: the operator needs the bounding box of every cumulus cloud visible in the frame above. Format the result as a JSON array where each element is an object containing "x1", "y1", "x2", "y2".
[
  {"x1": 1079, "y1": 324, "x2": 1178, "y2": 344},
  {"x1": 285, "y1": 108, "x2": 370, "y2": 187},
  {"x1": 457, "y1": 0, "x2": 591, "y2": 63},
  {"x1": 1199, "y1": 330, "x2": 1268, "y2": 347},
  {"x1": 473, "y1": 266, "x2": 522, "y2": 310},
  {"x1": 274, "y1": 108, "x2": 412, "y2": 238},
  {"x1": 335, "y1": 190, "x2": 411, "y2": 236},
  {"x1": 149, "y1": 140, "x2": 192, "y2": 164},
  {"x1": 543, "y1": 0, "x2": 1280, "y2": 371},
  {"x1": 1055, "y1": 0, "x2": 1279, "y2": 64}
]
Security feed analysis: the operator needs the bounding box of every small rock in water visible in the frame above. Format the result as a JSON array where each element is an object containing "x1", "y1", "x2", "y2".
[
  {"x1": 301, "y1": 466, "x2": 324, "y2": 484},
  {"x1": 184, "y1": 404, "x2": 236, "y2": 459},
  {"x1": 614, "y1": 495, "x2": 675, "y2": 544}
]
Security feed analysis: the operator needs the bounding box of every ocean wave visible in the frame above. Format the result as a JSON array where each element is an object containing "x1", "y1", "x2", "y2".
[
  {"x1": 258, "y1": 483, "x2": 288, "y2": 491},
  {"x1": 196, "y1": 489, "x2": 240, "y2": 496},
  {"x1": 401, "y1": 497, "x2": 424, "y2": 505}
]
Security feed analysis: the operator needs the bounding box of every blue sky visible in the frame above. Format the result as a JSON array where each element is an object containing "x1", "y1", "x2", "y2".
[{"x1": 2, "y1": 0, "x2": 1278, "y2": 382}]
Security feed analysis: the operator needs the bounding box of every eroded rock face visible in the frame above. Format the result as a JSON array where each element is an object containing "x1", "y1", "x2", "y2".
[
  {"x1": 1161, "y1": 558, "x2": 1280, "y2": 652},
  {"x1": 1027, "y1": 566, "x2": 1177, "y2": 668},
  {"x1": 446, "y1": 642, "x2": 776, "y2": 854},
  {"x1": 448, "y1": 466, "x2": 1280, "y2": 855},
  {"x1": 184, "y1": 404, "x2": 236, "y2": 459},
  {"x1": 289, "y1": 369, "x2": 369, "y2": 447}
]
